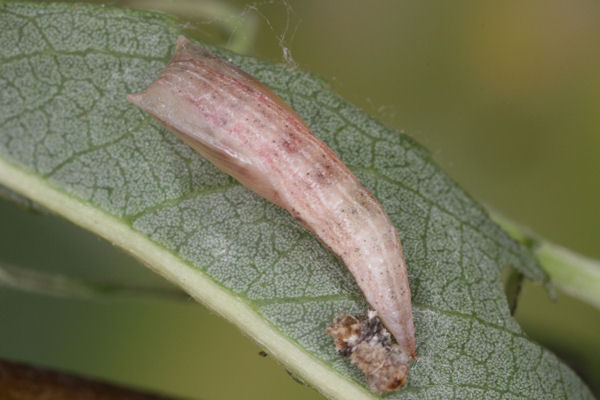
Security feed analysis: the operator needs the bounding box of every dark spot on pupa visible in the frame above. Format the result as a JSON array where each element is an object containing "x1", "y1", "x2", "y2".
[
  {"x1": 310, "y1": 162, "x2": 336, "y2": 186},
  {"x1": 354, "y1": 188, "x2": 378, "y2": 213},
  {"x1": 281, "y1": 139, "x2": 297, "y2": 153},
  {"x1": 280, "y1": 131, "x2": 299, "y2": 153},
  {"x1": 253, "y1": 118, "x2": 265, "y2": 129}
]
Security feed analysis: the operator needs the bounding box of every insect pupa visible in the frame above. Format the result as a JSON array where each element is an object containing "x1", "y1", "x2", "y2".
[{"x1": 127, "y1": 36, "x2": 415, "y2": 392}]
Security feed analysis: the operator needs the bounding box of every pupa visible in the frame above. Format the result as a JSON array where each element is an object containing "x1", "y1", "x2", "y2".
[{"x1": 128, "y1": 36, "x2": 415, "y2": 392}]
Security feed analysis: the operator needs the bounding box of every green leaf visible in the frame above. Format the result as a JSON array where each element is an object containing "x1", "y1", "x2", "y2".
[{"x1": 0, "y1": 3, "x2": 593, "y2": 399}]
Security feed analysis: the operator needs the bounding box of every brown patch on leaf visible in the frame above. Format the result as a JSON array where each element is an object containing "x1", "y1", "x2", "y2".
[{"x1": 326, "y1": 311, "x2": 410, "y2": 393}]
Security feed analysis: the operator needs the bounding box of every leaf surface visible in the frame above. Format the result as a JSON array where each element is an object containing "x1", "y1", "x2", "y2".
[{"x1": 0, "y1": 3, "x2": 593, "y2": 399}]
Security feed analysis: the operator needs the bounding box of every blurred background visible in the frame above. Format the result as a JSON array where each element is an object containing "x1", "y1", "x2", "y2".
[{"x1": 1, "y1": 1, "x2": 599, "y2": 399}]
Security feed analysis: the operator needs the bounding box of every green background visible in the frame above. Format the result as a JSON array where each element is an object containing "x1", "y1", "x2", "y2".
[{"x1": 1, "y1": 1, "x2": 599, "y2": 399}]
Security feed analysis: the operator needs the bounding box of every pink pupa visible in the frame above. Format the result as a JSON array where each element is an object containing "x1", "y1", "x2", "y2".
[{"x1": 128, "y1": 36, "x2": 415, "y2": 390}]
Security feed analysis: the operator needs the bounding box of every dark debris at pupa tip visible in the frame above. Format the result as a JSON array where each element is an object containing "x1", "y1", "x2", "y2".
[{"x1": 326, "y1": 311, "x2": 411, "y2": 393}]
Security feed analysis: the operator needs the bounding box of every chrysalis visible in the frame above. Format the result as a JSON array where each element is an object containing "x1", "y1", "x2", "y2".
[{"x1": 128, "y1": 36, "x2": 415, "y2": 392}]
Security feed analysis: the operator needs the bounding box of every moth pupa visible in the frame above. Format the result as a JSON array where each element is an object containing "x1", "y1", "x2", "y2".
[{"x1": 128, "y1": 36, "x2": 415, "y2": 392}]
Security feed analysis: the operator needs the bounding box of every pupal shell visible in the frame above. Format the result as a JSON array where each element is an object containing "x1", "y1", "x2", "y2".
[{"x1": 128, "y1": 36, "x2": 415, "y2": 364}]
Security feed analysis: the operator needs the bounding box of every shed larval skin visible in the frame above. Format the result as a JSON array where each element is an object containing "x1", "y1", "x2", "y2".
[{"x1": 128, "y1": 36, "x2": 416, "y2": 359}]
